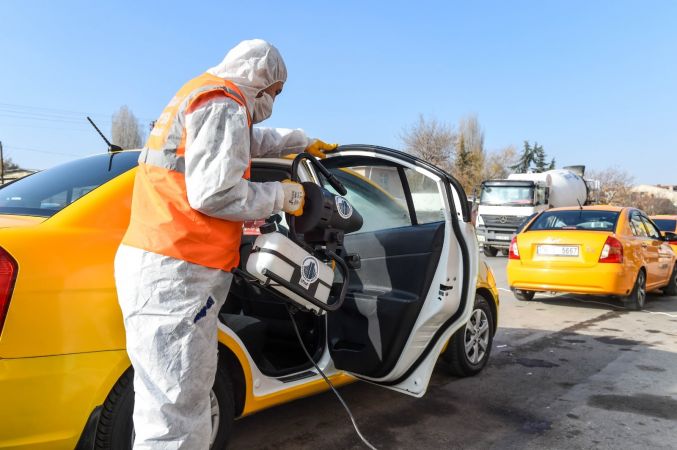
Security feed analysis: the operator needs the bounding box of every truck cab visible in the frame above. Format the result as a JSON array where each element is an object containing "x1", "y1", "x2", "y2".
[{"x1": 475, "y1": 180, "x2": 549, "y2": 256}]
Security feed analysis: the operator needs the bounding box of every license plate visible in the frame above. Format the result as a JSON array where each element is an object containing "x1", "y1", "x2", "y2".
[
  {"x1": 477, "y1": 235, "x2": 485, "y2": 242},
  {"x1": 537, "y1": 245, "x2": 579, "y2": 257},
  {"x1": 494, "y1": 234, "x2": 511, "y2": 241}
]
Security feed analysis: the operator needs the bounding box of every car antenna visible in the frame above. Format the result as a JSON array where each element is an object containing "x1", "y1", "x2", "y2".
[
  {"x1": 86, "y1": 116, "x2": 123, "y2": 153},
  {"x1": 576, "y1": 198, "x2": 583, "y2": 210}
]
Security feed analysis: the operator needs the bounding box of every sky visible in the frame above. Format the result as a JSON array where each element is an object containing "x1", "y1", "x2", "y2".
[{"x1": 0, "y1": 0, "x2": 675, "y2": 184}]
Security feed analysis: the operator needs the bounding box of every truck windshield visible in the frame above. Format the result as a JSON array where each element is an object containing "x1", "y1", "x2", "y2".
[
  {"x1": 0, "y1": 151, "x2": 139, "y2": 218},
  {"x1": 480, "y1": 186, "x2": 534, "y2": 206}
]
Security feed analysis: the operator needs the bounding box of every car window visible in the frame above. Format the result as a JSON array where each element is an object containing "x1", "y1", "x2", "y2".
[
  {"x1": 629, "y1": 212, "x2": 647, "y2": 237},
  {"x1": 325, "y1": 166, "x2": 411, "y2": 233},
  {"x1": 652, "y1": 218, "x2": 677, "y2": 232},
  {"x1": 640, "y1": 215, "x2": 662, "y2": 239},
  {"x1": 528, "y1": 210, "x2": 619, "y2": 232},
  {"x1": 0, "y1": 152, "x2": 139, "y2": 218},
  {"x1": 404, "y1": 168, "x2": 445, "y2": 224}
]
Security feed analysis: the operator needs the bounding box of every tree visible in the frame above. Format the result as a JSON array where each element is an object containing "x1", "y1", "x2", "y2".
[
  {"x1": 112, "y1": 105, "x2": 144, "y2": 149},
  {"x1": 510, "y1": 141, "x2": 534, "y2": 173},
  {"x1": 453, "y1": 115, "x2": 486, "y2": 194},
  {"x1": 483, "y1": 146, "x2": 517, "y2": 180},
  {"x1": 510, "y1": 141, "x2": 554, "y2": 173},
  {"x1": 400, "y1": 115, "x2": 455, "y2": 173},
  {"x1": 633, "y1": 195, "x2": 677, "y2": 215},
  {"x1": 587, "y1": 167, "x2": 634, "y2": 205},
  {"x1": 2, "y1": 157, "x2": 20, "y2": 171}
]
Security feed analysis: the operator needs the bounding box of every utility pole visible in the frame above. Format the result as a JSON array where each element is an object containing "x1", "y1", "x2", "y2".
[{"x1": 0, "y1": 141, "x2": 4, "y2": 185}]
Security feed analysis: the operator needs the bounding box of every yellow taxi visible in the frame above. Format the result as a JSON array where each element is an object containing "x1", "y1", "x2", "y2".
[
  {"x1": 507, "y1": 205, "x2": 677, "y2": 309},
  {"x1": 651, "y1": 214, "x2": 677, "y2": 253},
  {"x1": 0, "y1": 146, "x2": 498, "y2": 449}
]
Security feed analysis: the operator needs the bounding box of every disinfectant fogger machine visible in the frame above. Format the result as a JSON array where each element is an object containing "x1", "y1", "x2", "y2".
[{"x1": 243, "y1": 153, "x2": 362, "y2": 314}]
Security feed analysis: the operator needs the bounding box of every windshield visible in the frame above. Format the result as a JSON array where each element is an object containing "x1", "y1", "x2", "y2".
[
  {"x1": 528, "y1": 210, "x2": 619, "y2": 232},
  {"x1": 652, "y1": 218, "x2": 677, "y2": 232},
  {"x1": 480, "y1": 185, "x2": 534, "y2": 206},
  {"x1": 0, "y1": 152, "x2": 139, "y2": 218}
]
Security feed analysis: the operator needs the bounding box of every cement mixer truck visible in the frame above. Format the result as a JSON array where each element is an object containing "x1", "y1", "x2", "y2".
[{"x1": 476, "y1": 166, "x2": 598, "y2": 256}]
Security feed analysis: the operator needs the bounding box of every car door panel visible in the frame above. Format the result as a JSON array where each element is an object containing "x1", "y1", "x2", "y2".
[
  {"x1": 328, "y1": 222, "x2": 445, "y2": 378},
  {"x1": 320, "y1": 148, "x2": 476, "y2": 397}
]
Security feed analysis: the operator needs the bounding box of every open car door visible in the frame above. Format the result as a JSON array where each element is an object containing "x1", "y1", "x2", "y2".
[{"x1": 318, "y1": 145, "x2": 479, "y2": 397}]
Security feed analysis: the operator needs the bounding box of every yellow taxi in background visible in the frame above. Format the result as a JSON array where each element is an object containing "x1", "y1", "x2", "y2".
[
  {"x1": 507, "y1": 206, "x2": 677, "y2": 310},
  {"x1": 651, "y1": 214, "x2": 677, "y2": 252},
  {"x1": 0, "y1": 146, "x2": 498, "y2": 449}
]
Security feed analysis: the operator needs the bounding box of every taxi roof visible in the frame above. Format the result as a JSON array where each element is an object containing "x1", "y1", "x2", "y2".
[{"x1": 547, "y1": 205, "x2": 625, "y2": 213}]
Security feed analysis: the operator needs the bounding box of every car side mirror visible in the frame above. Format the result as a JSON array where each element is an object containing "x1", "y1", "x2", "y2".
[{"x1": 663, "y1": 231, "x2": 677, "y2": 243}]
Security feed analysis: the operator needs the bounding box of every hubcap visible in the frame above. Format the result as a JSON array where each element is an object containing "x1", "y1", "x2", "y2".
[
  {"x1": 464, "y1": 308, "x2": 490, "y2": 364},
  {"x1": 637, "y1": 273, "x2": 646, "y2": 307},
  {"x1": 131, "y1": 390, "x2": 220, "y2": 447}
]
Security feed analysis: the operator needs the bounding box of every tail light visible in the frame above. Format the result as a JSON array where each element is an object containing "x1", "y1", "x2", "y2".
[
  {"x1": 599, "y1": 236, "x2": 623, "y2": 263},
  {"x1": 0, "y1": 247, "x2": 18, "y2": 335},
  {"x1": 509, "y1": 237, "x2": 520, "y2": 260}
]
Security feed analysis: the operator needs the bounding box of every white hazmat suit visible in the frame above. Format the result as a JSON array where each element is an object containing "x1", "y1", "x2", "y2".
[{"x1": 115, "y1": 39, "x2": 327, "y2": 449}]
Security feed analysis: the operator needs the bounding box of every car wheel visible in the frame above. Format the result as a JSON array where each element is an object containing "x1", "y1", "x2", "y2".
[
  {"x1": 440, "y1": 294, "x2": 495, "y2": 377},
  {"x1": 513, "y1": 289, "x2": 535, "y2": 301},
  {"x1": 483, "y1": 246, "x2": 498, "y2": 257},
  {"x1": 95, "y1": 365, "x2": 234, "y2": 449},
  {"x1": 662, "y1": 264, "x2": 677, "y2": 296},
  {"x1": 624, "y1": 270, "x2": 647, "y2": 311}
]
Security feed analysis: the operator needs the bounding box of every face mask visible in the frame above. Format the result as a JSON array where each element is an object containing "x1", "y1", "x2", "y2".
[{"x1": 252, "y1": 92, "x2": 274, "y2": 124}]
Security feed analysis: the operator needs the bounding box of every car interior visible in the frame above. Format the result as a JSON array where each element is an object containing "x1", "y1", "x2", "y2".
[{"x1": 219, "y1": 157, "x2": 446, "y2": 380}]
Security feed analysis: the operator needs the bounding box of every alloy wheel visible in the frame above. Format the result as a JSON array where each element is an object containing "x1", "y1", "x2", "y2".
[
  {"x1": 464, "y1": 308, "x2": 490, "y2": 364},
  {"x1": 637, "y1": 271, "x2": 646, "y2": 308}
]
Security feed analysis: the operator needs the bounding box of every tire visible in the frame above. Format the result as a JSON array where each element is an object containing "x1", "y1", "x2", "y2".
[
  {"x1": 662, "y1": 264, "x2": 677, "y2": 296},
  {"x1": 624, "y1": 270, "x2": 647, "y2": 311},
  {"x1": 513, "y1": 289, "x2": 535, "y2": 301},
  {"x1": 95, "y1": 364, "x2": 234, "y2": 449},
  {"x1": 483, "y1": 246, "x2": 498, "y2": 257},
  {"x1": 441, "y1": 294, "x2": 495, "y2": 377}
]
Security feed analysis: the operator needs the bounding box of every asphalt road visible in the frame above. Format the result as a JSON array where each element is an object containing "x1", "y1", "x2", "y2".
[{"x1": 229, "y1": 256, "x2": 677, "y2": 449}]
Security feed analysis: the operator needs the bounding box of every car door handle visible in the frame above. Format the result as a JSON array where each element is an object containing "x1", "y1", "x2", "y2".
[{"x1": 641, "y1": 243, "x2": 648, "y2": 248}]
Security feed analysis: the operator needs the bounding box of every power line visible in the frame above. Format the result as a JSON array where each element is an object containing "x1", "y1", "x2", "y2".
[
  {"x1": 0, "y1": 102, "x2": 156, "y2": 123},
  {"x1": 4, "y1": 144, "x2": 82, "y2": 157}
]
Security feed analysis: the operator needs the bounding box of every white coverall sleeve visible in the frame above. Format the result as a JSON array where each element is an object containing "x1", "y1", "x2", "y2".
[
  {"x1": 184, "y1": 97, "x2": 285, "y2": 220},
  {"x1": 250, "y1": 127, "x2": 312, "y2": 158}
]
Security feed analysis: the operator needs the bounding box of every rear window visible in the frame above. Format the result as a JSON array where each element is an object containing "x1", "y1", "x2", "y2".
[
  {"x1": 528, "y1": 210, "x2": 619, "y2": 232},
  {"x1": 652, "y1": 219, "x2": 677, "y2": 232},
  {"x1": 0, "y1": 151, "x2": 139, "y2": 218}
]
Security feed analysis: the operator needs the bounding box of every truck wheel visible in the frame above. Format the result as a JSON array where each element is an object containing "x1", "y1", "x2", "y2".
[
  {"x1": 483, "y1": 246, "x2": 498, "y2": 257},
  {"x1": 513, "y1": 289, "x2": 535, "y2": 301},
  {"x1": 95, "y1": 365, "x2": 234, "y2": 449},
  {"x1": 440, "y1": 294, "x2": 495, "y2": 377},
  {"x1": 663, "y1": 264, "x2": 677, "y2": 296},
  {"x1": 624, "y1": 270, "x2": 646, "y2": 311}
]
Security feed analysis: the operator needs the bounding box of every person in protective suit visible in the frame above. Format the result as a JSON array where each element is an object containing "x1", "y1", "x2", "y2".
[{"x1": 114, "y1": 39, "x2": 337, "y2": 449}]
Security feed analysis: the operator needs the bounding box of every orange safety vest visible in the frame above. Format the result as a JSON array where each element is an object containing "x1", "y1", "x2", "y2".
[{"x1": 122, "y1": 73, "x2": 252, "y2": 271}]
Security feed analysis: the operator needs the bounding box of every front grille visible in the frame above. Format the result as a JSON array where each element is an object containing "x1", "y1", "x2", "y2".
[{"x1": 481, "y1": 214, "x2": 524, "y2": 228}]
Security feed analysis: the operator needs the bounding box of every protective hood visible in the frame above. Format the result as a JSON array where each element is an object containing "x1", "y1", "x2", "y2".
[{"x1": 207, "y1": 39, "x2": 287, "y2": 113}]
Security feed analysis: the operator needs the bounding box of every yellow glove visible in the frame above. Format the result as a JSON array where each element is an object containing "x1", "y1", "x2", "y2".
[
  {"x1": 306, "y1": 139, "x2": 339, "y2": 159},
  {"x1": 281, "y1": 180, "x2": 305, "y2": 216}
]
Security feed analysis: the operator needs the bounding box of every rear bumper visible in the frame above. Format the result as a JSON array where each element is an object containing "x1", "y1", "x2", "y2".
[
  {"x1": 0, "y1": 350, "x2": 129, "y2": 449},
  {"x1": 507, "y1": 262, "x2": 635, "y2": 296}
]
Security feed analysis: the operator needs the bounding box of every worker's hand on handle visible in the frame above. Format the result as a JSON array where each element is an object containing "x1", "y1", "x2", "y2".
[
  {"x1": 306, "y1": 139, "x2": 339, "y2": 159},
  {"x1": 281, "y1": 180, "x2": 305, "y2": 216}
]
